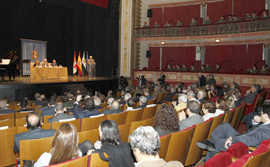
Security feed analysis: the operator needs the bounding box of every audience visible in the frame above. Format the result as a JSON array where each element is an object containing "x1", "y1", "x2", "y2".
[
  {"x1": 175, "y1": 20, "x2": 183, "y2": 26},
  {"x1": 190, "y1": 17, "x2": 198, "y2": 26},
  {"x1": 124, "y1": 98, "x2": 135, "y2": 112},
  {"x1": 152, "y1": 85, "x2": 161, "y2": 99},
  {"x1": 120, "y1": 93, "x2": 131, "y2": 105},
  {"x1": 172, "y1": 94, "x2": 187, "y2": 111},
  {"x1": 136, "y1": 96, "x2": 147, "y2": 109},
  {"x1": 32, "y1": 93, "x2": 42, "y2": 106},
  {"x1": 73, "y1": 96, "x2": 100, "y2": 118},
  {"x1": 143, "y1": 88, "x2": 153, "y2": 100},
  {"x1": 226, "y1": 95, "x2": 236, "y2": 110},
  {"x1": 103, "y1": 100, "x2": 122, "y2": 115},
  {"x1": 232, "y1": 91, "x2": 241, "y2": 108},
  {"x1": 206, "y1": 74, "x2": 216, "y2": 86},
  {"x1": 17, "y1": 100, "x2": 33, "y2": 112},
  {"x1": 0, "y1": 101, "x2": 15, "y2": 114},
  {"x1": 205, "y1": 16, "x2": 211, "y2": 24},
  {"x1": 41, "y1": 98, "x2": 56, "y2": 116},
  {"x1": 163, "y1": 87, "x2": 177, "y2": 102},
  {"x1": 215, "y1": 97, "x2": 229, "y2": 116},
  {"x1": 240, "y1": 84, "x2": 259, "y2": 103},
  {"x1": 48, "y1": 103, "x2": 75, "y2": 123},
  {"x1": 202, "y1": 100, "x2": 216, "y2": 121},
  {"x1": 94, "y1": 97, "x2": 103, "y2": 109}
]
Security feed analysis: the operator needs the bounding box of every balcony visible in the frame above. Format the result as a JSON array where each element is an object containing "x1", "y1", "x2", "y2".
[{"x1": 134, "y1": 18, "x2": 270, "y2": 38}]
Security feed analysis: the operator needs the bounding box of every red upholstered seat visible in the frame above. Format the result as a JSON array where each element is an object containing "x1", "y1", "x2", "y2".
[
  {"x1": 226, "y1": 142, "x2": 249, "y2": 158},
  {"x1": 142, "y1": 67, "x2": 148, "y2": 70},
  {"x1": 203, "y1": 152, "x2": 232, "y2": 167},
  {"x1": 241, "y1": 144, "x2": 269, "y2": 162},
  {"x1": 228, "y1": 158, "x2": 247, "y2": 167}
]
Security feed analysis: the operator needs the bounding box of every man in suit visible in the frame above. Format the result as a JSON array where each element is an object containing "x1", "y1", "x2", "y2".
[
  {"x1": 190, "y1": 17, "x2": 198, "y2": 26},
  {"x1": 197, "y1": 105, "x2": 270, "y2": 161},
  {"x1": 227, "y1": 15, "x2": 234, "y2": 22},
  {"x1": 37, "y1": 98, "x2": 49, "y2": 114},
  {"x1": 119, "y1": 93, "x2": 131, "y2": 105},
  {"x1": 48, "y1": 103, "x2": 74, "y2": 123},
  {"x1": 41, "y1": 98, "x2": 56, "y2": 116},
  {"x1": 94, "y1": 97, "x2": 103, "y2": 109},
  {"x1": 124, "y1": 98, "x2": 136, "y2": 112},
  {"x1": 17, "y1": 100, "x2": 33, "y2": 112},
  {"x1": 216, "y1": 16, "x2": 226, "y2": 23},
  {"x1": 250, "y1": 11, "x2": 258, "y2": 20},
  {"x1": 240, "y1": 84, "x2": 259, "y2": 104},
  {"x1": 175, "y1": 20, "x2": 183, "y2": 26},
  {"x1": 206, "y1": 74, "x2": 216, "y2": 86},
  {"x1": 32, "y1": 93, "x2": 42, "y2": 106},
  {"x1": 226, "y1": 82, "x2": 239, "y2": 95},
  {"x1": 103, "y1": 100, "x2": 122, "y2": 115},
  {"x1": 132, "y1": 86, "x2": 143, "y2": 99},
  {"x1": 232, "y1": 91, "x2": 241, "y2": 108},
  {"x1": 261, "y1": 11, "x2": 269, "y2": 19},
  {"x1": 198, "y1": 72, "x2": 206, "y2": 87},
  {"x1": 136, "y1": 96, "x2": 148, "y2": 109},
  {"x1": 259, "y1": 65, "x2": 268, "y2": 74},
  {"x1": 222, "y1": 82, "x2": 231, "y2": 93},
  {"x1": 73, "y1": 96, "x2": 100, "y2": 119},
  {"x1": 163, "y1": 87, "x2": 177, "y2": 102},
  {"x1": 158, "y1": 71, "x2": 165, "y2": 85},
  {"x1": 178, "y1": 100, "x2": 203, "y2": 131},
  {"x1": 244, "y1": 12, "x2": 251, "y2": 20},
  {"x1": 205, "y1": 16, "x2": 211, "y2": 25},
  {"x1": 13, "y1": 112, "x2": 55, "y2": 153},
  {"x1": 189, "y1": 65, "x2": 197, "y2": 71},
  {"x1": 0, "y1": 101, "x2": 15, "y2": 114},
  {"x1": 153, "y1": 21, "x2": 160, "y2": 27},
  {"x1": 181, "y1": 64, "x2": 187, "y2": 71},
  {"x1": 215, "y1": 63, "x2": 220, "y2": 72},
  {"x1": 143, "y1": 88, "x2": 153, "y2": 100},
  {"x1": 51, "y1": 59, "x2": 58, "y2": 67},
  {"x1": 152, "y1": 85, "x2": 162, "y2": 99},
  {"x1": 197, "y1": 91, "x2": 206, "y2": 103},
  {"x1": 42, "y1": 59, "x2": 49, "y2": 67},
  {"x1": 142, "y1": 22, "x2": 149, "y2": 28}
]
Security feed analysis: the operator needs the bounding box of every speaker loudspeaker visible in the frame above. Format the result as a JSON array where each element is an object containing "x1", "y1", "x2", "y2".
[
  {"x1": 106, "y1": 0, "x2": 120, "y2": 20},
  {"x1": 147, "y1": 9, "x2": 152, "y2": 18},
  {"x1": 146, "y1": 50, "x2": 152, "y2": 58}
]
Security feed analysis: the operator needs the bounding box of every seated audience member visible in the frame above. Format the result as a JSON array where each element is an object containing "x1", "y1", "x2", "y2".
[
  {"x1": 38, "y1": 98, "x2": 49, "y2": 113},
  {"x1": 125, "y1": 86, "x2": 131, "y2": 93},
  {"x1": 48, "y1": 103, "x2": 75, "y2": 123},
  {"x1": 226, "y1": 95, "x2": 235, "y2": 110},
  {"x1": 174, "y1": 64, "x2": 181, "y2": 71},
  {"x1": 42, "y1": 59, "x2": 49, "y2": 67},
  {"x1": 143, "y1": 88, "x2": 153, "y2": 100},
  {"x1": 250, "y1": 11, "x2": 258, "y2": 20},
  {"x1": 190, "y1": 17, "x2": 198, "y2": 26},
  {"x1": 206, "y1": 63, "x2": 211, "y2": 72},
  {"x1": 130, "y1": 126, "x2": 183, "y2": 167},
  {"x1": 120, "y1": 93, "x2": 131, "y2": 105},
  {"x1": 209, "y1": 86, "x2": 224, "y2": 103},
  {"x1": 51, "y1": 59, "x2": 57, "y2": 67},
  {"x1": 73, "y1": 96, "x2": 100, "y2": 118},
  {"x1": 261, "y1": 11, "x2": 269, "y2": 18},
  {"x1": 163, "y1": 87, "x2": 177, "y2": 102},
  {"x1": 17, "y1": 100, "x2": 33, "y2": 112},
  {"x1": 206, "y1": 74, "x2": 216, "y2": 86},
  {"x1": 142, "y1": 22, "x2": 149, "y2": 28},
  {"x1": 202, "y1": 101, "x2": 216, "y2": 121},
  {"x1": 259, "y1": 65, "x2": 268, "y2": 74},
  {"x1": 137, "y1": 75, "x2": 147, "y2": 86},
  {"x1": 166, "y1": 64, "x2": 172, "y2": 71},
  {"x1": 118, "y1": 90, "x2": 126, "y2": 101},
  {"x1": 120, "y1": 76, "x2": 129, "y2": 90},
  {"x1": 0, "y1": 100, "x2": 15, "y2": 114},
  {"x1": 248, "y1": 65, "x2": 258, "y2": 74},
  {"x1": 198, "y1": 72, "x2": 206, "y2": 87},
  {"x1": 178, "y1": 100, "x2": 203, "y2": 131},
  {"x1": 124, "y1": 98, "x2": 135, "y2": 112},
  {"x1": 34, "y1": 123, "x2": 82, "y2": 166},
  {"x1": 189, "y1": 64, "x2": 197, "y2": 71},
  {"x1": 164, "y1": 21, "x2": 172, "y2": 27},
  {"x1": 132, "y1": 86, "x2": 143, "y2": 99},
  {"x1": 196, "y1": 105, "x2": 270, "y2": 162},
  {"x1": 200, "y1": 64, "x2": 206, "y2": 72},
  {"x1": 226, "y1": 82, "x2": 239, "y2": 95},
  {"x1": 41, "y1": 98, "x2": 56, "y2": 116},
  {"x1": 14, "y1": 112, "x2": 55, "y2": 153},
  {"x1": 215, "y1": 63, "x2": 220, "y2": 72},
  {"x1": 216, "y1": 16, "x2": 226, "y2": 23},
  {"x1": 153, "y1": 104, "x2": 179, "y2": 136},
  {"x1": 175, "y1": 20, "x2": 183, "y2": 26},
  {"x1": 222, "y1": 82, "x2": 231, "y2": 93},
  {"x1": 233, "y1": 15, "x2": 242, "y2": 21},
  {"x1": 103, "y1": 100, "x2": 122, "y2": 115},
  {"x1": 87, "y1": 120, "x2": 135, "y2": 167},
  {"x1": 33, "y1": 60, "x2": 40, "y2": 67},
  {"x1": 215, "y1": 97, "x2": 229, "y2": 116},
  {"x1": 94, "y1": 97, "x2": 103, "y2": 109},
  {"x1": 32, "y1": 93, "x2": 42, "y2": 106},
  {"x1": 244, "y1": 12, "x2": 251, "y2": 20},
  {"x1": 152, "y1": 85, "x2": 161, "y2": 99},
  {"x1": 240, "y1": 84, "x2": 259, "y2": 104},
  {"x1": 107, "y1": 97, "x2": 115, "y2": 108},
  {"x1": 172, "y1": 94, "x2": 187, "y2": 111},
  {"x1": 187, "y1": 90, "x2": 200, "y2": 103},
  {"x1": 205, "y1": 16, "x2": 211, "y2": 24},
  {"x1": 136, "y1": 96, "x2": 147, "y2": 109},
  {"x1": 106, "y1": 90, "x2": 113, "y2": 99},
  {"x1": 232, "y1": 91, "x2": 241, "y2": 108},
  {"x1": 153, "y1": 21, "x2": 160, "y2": 27},
  {"x1": 197, "y1": 91, "x2": 206, "y2": 103},
  {"x1": 227, "y1": 15, "x2": 234, "y2": 22},
  {"x1": 182, "y1": 64, "x2": 187, "y2": 71},
  {"x1": 62, "y1": 94, "x2": 73, "y2": 108}
]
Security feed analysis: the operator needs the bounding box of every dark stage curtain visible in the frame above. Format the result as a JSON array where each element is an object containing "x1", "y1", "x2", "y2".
[
  {"x1": 79, "y1": 0, "x2": 109, "y2": 8},
  {"x1": 233, "y1": 0, "x2": 265, "y2": 18},
  {"x1": 149, "y1": 8, "x2": 163, "y2": 27},
  {"x1": 148, "y1": 47, "x2": 160, "y2": 70},
  {"x1": 164, "y1": 4, "x2": 201, "y2": 26},
  {"x1": 207, "y1": 0, "x2": 233, "y2": 23}
]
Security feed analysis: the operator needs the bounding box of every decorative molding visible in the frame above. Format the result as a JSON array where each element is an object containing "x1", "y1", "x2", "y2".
[{"x1": 149, "y1": 0, "x2": 222, "y2": 8}]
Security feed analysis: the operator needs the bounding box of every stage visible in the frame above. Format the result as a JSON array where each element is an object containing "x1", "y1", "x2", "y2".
[{"x1": 0, "y1": 76, "x2": 119, "y2": 102}]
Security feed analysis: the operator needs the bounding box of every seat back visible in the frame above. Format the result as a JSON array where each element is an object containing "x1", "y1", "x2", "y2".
[
  {"x1": 119, "y1": 105, "x2": 124, "y2": 111},
  {"x1": 185, "y1": 119, "x2": 213, "y2": 166},
  {"x1": 81, "y1": 115, "x2": 106, "y2": 132},
  {"x1": 208, "y1": 114, "x2": 225, "y2": 138},
  {"x1": 141, "y1": 106, "x2": 157, "y2": 120},
  {"x1": 156, "y1": 93, "x2": 164, "y2": 102},
  {"x1": 0, "y1": 113, "x2": 14, "y2": 120},
  {"x1": 155, "y1": 104, "x2": 162, "y2": 113},
  {"x1": 51, "y1": 119, "x2": 81, "y2": 132},
  {"x1": 0, "y1": 127, "x2": 16, "y2": 167},
  {"x1": 78, "y1": 129, "x2": 99, "y2": 144},
  {"x1": 125, "y1": 109, "x2": 143, "y2": 124},
  {"x1": 48, "y1": 156, "x2": 88, "y2": 167},
  {"x1": 244, "y1": 93, "x2": 260, "y2": 115},
  {"x1": 147, "y1": 98, "x2": 157, "y2": 105},
  {"x1": 16, "y1": 123, "x2": 51, "y2": 134},
  {"x1": 118, "y1": 123, "x2": 131, "y2": 143},
  {"x1": 20, "y1": 136, "x2": 53, "y2": 165},
  {"x1": 88, "y1": 153, "x2": 109, "y2": 167},
  {"x1": 245, "y1": 148, "x2": 270, "y2": 167},
  {"x1": 106, "y1": 112, "x2": 127, "y2": 125},
  {"x1": 129, "y1": 117, "x2": 154, "y2": 135},
  {"x1": 165, "y1": 126, "x2": 195, "y2": 164},
  {"x1": 224, "y1": 109, "x2": 235, "y2": 123},
  {"x1": 230, "y1": 105, "x2": 242, "y2": 129},
  {"x1": 16, "y1": 112, "x2": 32, "y2": 119},
  {"x1": 0, "y1": 119, "x2": 14, "y2": 128},
  {"x1": 204, "y1": 152, "x2": 232, "y2": 167},
  {"x1": 159, "y1": 134, "x2": 171, "y2": 159},
  {"x1": 34, "y1": 106, "x2": 43, "y2": 112},
  {"x1": 162, "y1": 92, "x2": 170, "y2": 100},
  {"x1": 16, "y1": 118, "x2": 27, "y2": 127},
  {"x1": 226, "y1": 142, "x2": 249, "y2": 158},
  {"x1": 235, "y1": 104, "x2": 246, "y2": 130}
]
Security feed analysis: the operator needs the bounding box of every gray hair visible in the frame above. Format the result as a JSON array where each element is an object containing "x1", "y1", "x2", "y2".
[
  {"x1": 178, "y1": 94, "x2": 187, "y2": 103},
  {"x1": 197, "y1": 91, "x2": 205, "y2": 98},
  {"x1": 154, "y1": 85, "x2": 160, "y2": 90},
  {"x1": 0, "y1": 101, "x2": 6, "y2": 109},
  {"x1": 107, "y1": 97, "x2": 114, "y2": 106},
  {"x1": 139, "y1": 96, "x2": 147, "y2": 105},
  {"x1": 171, "y1": 87, "x2": 176, "y2": 92},
  {"x1": 187, "y1": 90, "x2": 196, "y2": 98},
  {"x1": 124, "y1": 93, "x2": 132, "y2": 101},
  {"x1": 94, "y1": 97, "x2": 101, "y2": 106},
  {"x1": 125, "y1": 86, "x2": 130, "y2": 92},
  {"x1": 111, "y1": 100, "x2": 119, "y2": 109},
  {"x1": 187, "y1": 100, "x2": 200, "y2": 114},
  {"x1": 129, "y1": 126, "x2": 160, "y2": 156},
  {"x1": 35, "y1": 93, "x2": 41, "y2": 99}
]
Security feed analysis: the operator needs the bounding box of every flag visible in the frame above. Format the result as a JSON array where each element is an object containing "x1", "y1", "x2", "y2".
[
  {"x1": 77, "y1": 51, "x2": 82, "y2": 76},
  {"x1": 86, "y1": 51, "x2": 89, "y2": 73},
  {"x1": 82, "y1": 51, "x2": 86, "y2": 76},
  {"x1": 73, "y1": 51, "x2": 77, "y2": 74}
]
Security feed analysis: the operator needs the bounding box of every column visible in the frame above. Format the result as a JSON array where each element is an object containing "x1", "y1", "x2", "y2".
[
  {"x1": 200, "y1": 46, "x2": 205, "y2": 64},
  {"x1": 201, "y1": 3, "x2": 207, "y2": 24},
  {"x1": 264, "y1": 44, "x2": 270, "y2": 66},
  {"x1": 160, "y1": 47, "x2": 162, "y2": 70},
  {"x1": 267, "y1": 0, "x2": 270, "y2": 12}
]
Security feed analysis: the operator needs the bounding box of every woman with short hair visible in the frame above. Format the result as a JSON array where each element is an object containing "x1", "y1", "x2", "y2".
[{"x1": 202, "y1": 100, "x2": 216, "y2": 121}]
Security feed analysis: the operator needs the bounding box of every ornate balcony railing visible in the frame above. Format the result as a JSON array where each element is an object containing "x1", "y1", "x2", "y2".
[{"x1": 134, "y1": 18, "x2": 270, "y2": 38}]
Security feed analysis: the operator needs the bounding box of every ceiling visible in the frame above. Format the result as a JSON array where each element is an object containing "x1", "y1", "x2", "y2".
[{"x1": 142, "y1": 0, "x2": 197, "y2": 4}]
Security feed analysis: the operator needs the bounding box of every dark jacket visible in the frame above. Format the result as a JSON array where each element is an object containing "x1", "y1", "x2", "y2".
[
  {"x1": 198, "y1": 75, "x2": 206, "y2": 87},
  {"x1": 234, "y1": 100, "x2": 241, "y2": 108},
  {"x1": 103, "y1": 109, "x2": 122, "y2": 115},
  {"x1": 48, "y1": 113, "x2": 75, "y2": 123},
  {"x1": 136, "y1": 104, "x2": 147, "y2": 109},
  {"x1": 32, "y1": 100, "x2": 42, "y2": 106},
  {"x1": 240, "y1": 91, "x2": 258, "y2": 104},
  {"x1": 73, "y1": 103, "x2": 100, "y2": 119},
  {"x1": 207, "y1": 78, "x2": 216, "y2": 86},
  {"x1": 17, "y1": 108, "x2": 33, "y2": 112},
  {"x1": 163, "y1": 92, "x2": 177, "y2": 102},
  {"x1": 41, "y1": 106, "x2": 56, "y2": 116},
  {"x1": 158, "y1": 74, "x2": 165, "y2": 85}
]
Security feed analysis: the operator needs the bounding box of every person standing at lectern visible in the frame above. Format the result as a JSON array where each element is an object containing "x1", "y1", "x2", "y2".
[{"x1": 87, "y1": 56, "x2": 95, "y2": 78}]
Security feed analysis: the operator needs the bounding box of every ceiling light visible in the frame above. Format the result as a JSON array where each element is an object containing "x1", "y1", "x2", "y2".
[
  {"x1": 161, "y1": 41, "x2": 165, "y2": 45},
  {"x1": 215, "y1": 39, "x2": 220, "y2": 42}
]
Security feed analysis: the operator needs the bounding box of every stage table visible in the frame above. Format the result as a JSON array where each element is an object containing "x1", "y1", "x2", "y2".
[{"x1": 30, "y1": 67, "x2": 68, "y2": 79}]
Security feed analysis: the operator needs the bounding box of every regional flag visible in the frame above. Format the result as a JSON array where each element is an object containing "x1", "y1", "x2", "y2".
[
  {"x1": 77, "y1": 51, "x2": 82, "y2": 76},
  {"x1": 86, "y1": 51, "x2": 89, "y2": 72},
  {"x1": 73, "y1": 51, "x2": 77, "y2": 74}
]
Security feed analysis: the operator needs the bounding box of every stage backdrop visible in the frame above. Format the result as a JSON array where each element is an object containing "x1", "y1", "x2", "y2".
[{"x1": 21, "y1": 39, "x2": 47, "y2": 75}]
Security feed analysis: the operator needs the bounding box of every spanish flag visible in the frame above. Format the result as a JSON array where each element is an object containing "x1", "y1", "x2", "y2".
[
  {"x1": 73, "y1": 51, "x2": 77, "y2": 74},
  {"x1": 77, "y1": 51, "x2": 82, "y2": 76}
]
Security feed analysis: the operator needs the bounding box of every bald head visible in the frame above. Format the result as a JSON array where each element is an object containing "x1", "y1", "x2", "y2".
[
  {"x1": 26, "y1": 112, "x2": 41, "y2": 130},
  {"x1": 111, "y1": 100, "x2": 119, "y2": 109}
]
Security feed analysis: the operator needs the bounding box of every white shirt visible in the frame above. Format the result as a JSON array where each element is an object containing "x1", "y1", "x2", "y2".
[
  {"x1": 214, "y1": 109, "x2": 224, "y2": 116},
  {"x1": 203, "y1": 113, "x2": 215, "y2": 121}
]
